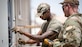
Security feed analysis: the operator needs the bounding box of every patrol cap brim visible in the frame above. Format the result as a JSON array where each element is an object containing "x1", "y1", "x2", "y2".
[
  {"x1": 60, "y1": 2, "x2": 64, "y2": 5},
  {"x1": 60, "y1": 2, "x2": 66, "y2": 5},
  {"x1": 36, "y1": 11, "x2": 44, "y2": 17}
]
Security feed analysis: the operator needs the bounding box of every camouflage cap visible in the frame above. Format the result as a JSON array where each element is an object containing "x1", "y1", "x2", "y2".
[
  {"x1": 60, "y1": 0, "x2": 79, "y2": 5},
  {"x1": 37, "y1": 3, "x2": 50, "y2": 16}
]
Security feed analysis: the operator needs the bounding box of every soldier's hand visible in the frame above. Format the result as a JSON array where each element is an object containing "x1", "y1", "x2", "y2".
[
  {"x1": 18, "y1": 38, "x2": 26, "y2": 45},
  {"x1": 12, "y1": 26, "x2": 22, "y2": 34}
]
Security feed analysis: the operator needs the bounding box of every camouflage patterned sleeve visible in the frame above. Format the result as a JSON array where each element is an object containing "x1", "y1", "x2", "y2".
[
  {"x1": 63, "y1": 26, "x2": 81, "y2": 46},
  {"x1": 63, "y1": 17, "x2": 82, "y2": 47}
]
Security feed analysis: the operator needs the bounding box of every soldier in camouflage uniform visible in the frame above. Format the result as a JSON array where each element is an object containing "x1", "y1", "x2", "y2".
[
  {"x1": 13, "y1": 3, "x2": 63, "y2": 47},
  {"x1": 57, "y1": 0, "x2": 82, "y2": 47}
]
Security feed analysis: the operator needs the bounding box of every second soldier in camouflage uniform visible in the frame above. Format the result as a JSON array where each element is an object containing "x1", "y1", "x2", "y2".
[{"x1": 58, "y1": 0, "x2": 82, "y2": 47}]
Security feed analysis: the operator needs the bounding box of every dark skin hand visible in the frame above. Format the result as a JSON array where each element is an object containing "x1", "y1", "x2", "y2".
[
  {"x1": 18, "y1": 31, "x2": 42, "y2": 45},
  {"x1": 18, "y1": 39, "x2": 37, "y2": 44}
]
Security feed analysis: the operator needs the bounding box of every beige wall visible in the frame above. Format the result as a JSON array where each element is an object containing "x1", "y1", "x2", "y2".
[{"x1": 14, "y1": 0, "x2": 31, "y2": 47}]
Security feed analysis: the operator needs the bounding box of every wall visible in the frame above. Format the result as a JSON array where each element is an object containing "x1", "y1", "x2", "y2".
[
  {"x1": 0, "y1": 0, "x2": 9, "y2": 47},
  {"x1": 12, "y1": 0, "x2": 31, "y2": 47}
]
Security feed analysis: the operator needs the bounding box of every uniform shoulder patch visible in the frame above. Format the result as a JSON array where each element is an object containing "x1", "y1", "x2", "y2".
[{"x1": 66, "y1": 26, "x2": 73, "y2": 31}]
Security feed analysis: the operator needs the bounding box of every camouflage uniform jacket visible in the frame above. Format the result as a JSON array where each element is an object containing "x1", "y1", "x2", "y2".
[{"x1": 58, "y1": 13, "x2": 82, "y2": 47}]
